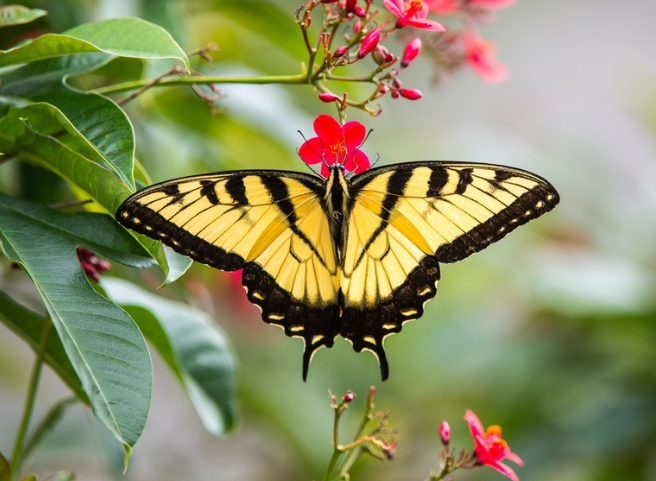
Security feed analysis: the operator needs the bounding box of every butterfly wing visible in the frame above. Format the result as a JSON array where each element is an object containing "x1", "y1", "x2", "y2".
[
  {"x1": 115, "y1": 171, "x2": 340, "y2": 379},
  {"x1": 340, "y1": 161, "x2": 560, "y2": 379}
]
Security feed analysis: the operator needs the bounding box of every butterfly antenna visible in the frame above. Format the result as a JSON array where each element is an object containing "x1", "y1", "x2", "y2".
[{"x1": 297, "y1": 129, "x2": 323, "y2": 176}]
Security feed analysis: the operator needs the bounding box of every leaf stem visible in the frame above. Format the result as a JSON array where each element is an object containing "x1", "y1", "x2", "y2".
[{"x1": 9, "y1": 316, "x2": 52, "y2": 479}]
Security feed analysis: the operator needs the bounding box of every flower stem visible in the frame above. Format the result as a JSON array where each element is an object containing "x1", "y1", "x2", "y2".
[
  {"x1": 9, "y1": 316, "x2": 52, "y2": 479},
  {"x1": 91, "y1": 73, "x2": 310, "y2": 96}
]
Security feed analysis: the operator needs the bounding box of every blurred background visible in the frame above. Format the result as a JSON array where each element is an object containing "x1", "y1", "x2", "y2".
[{"x1": 1, "y1": 0, "x2": 655, "y2": 480}]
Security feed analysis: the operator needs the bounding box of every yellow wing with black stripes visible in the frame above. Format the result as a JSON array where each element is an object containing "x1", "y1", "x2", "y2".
[
  {"x1": 115, "y1": 171, "x2": 340, "y2": 379},
  {"x1": 340, "y1": 162, "x2": 559, "y2": 378}
]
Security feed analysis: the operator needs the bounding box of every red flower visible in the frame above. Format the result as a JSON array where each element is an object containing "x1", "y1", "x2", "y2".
[
  {"x1": 465, "y1": 410, "x2": 524, "y2": 481},
  {"x1": 383, "y1": 0, "x2": 446, "y2": 31},
  {"x1": 463, "y1": 31, "x2": 508, "y2": 83},
  {"x1": 298, "y1": 115, "x2": 370, "y2": 177}
]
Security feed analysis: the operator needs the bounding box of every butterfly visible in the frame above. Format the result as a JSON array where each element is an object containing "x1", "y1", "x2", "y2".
[{"x1": 115, "y1": 161, "x2": 559, "y2": 380}]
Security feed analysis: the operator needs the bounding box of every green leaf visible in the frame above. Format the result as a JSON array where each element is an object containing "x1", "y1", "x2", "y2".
[
  {"x1": 0, "y1": 113, "x2": 190, "y2": 280},
  {"x1": 0, "y1": 290, "x2": 87, "y2": 403},
  {"x1": 0, "y1": 192, "x2": 153, "y2": 455},
  {"x1": 0, "y1": 6, "x2": 47, "y2": 28},
  {"x1": 0, "y1": 18, "x2": 188, "y2": 69},
  {"x1": 65, "y1": 18, "x2": 188, "y2": 68},
  {"x1": 101, "y1": 277, "x2": 239, "y2": 434}
]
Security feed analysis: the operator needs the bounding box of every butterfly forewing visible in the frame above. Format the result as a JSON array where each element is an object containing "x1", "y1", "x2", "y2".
[{"x1": 116, "y1": 171, "x2": 341, "y2": 379}]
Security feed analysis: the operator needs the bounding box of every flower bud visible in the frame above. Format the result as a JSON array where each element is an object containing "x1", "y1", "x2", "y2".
[
  {"x1": 401, "y1": 37, "x2": 422, "y2": 68},
  {"x1": 439, "y1": 421, "x2": 451, "y2": 445},
  {"x1": 357, "y1": 28, "x2": 380, "y2": 58},
  {"x1": 334, "y1": 45, "x2": 349, "y2": 58},
  {"x1": 353, "y1": 6, "x2": 367, "y2": 17},
  {"x1": 399, "y1": 88, "x2": 423, "y2": 100},
  {"x1": 344, "y1": 0, "x2": 357, "y2": 11},
  {"x1": 353, "y1": 20, "x2": 362, "y2": 34},
  {"x1": 319, "y1": 92, "x2": 340, "y2": 103},
  {"x1": 372, "y1": 45, "x2": 393, "y2": 65},
  {"x1": 343, "y1": 391, "x2": 355, "y2": 403}
]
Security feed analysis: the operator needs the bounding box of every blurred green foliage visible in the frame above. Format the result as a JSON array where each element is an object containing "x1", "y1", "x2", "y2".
[{"x1": 1, "y1": 0, "x2": 655, "y2": 481}]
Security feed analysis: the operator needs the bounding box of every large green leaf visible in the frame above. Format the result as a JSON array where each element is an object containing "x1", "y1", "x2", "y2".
[
  {"x1": 0, "y1": 5, "x2": 47, "y2": 28},
  {"x1": 0, "y1": 18, "x2": 188, "y2": 69},
  {"x1": 0, "y1": 192, "x2": 153, "y2": 458},
  {"x1": 0, "y1": 108, "x2": 190, "y2": 282},
  {"x1": 102, "y1": 277, "x2": 239, "y2": 434}
]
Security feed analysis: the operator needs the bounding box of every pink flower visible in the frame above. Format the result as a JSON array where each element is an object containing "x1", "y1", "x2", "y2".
[
  {"x1": 383, "y1": 0, "x2": 446, "y2": 31},
  {"x1": 298, "y1": 115, "x2": 370, "y2": 177},
  {"x1": 463, "y1": 31, "x2": 508, "y2": 83},
  {"x1": 426, "y1": 0, "x2": 460, "y2": 14},
  {"x1": 465, "y1": 410, "x2": 524, "y2": 481}
]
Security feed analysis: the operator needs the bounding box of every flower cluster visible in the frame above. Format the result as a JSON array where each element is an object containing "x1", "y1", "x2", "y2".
[
  {"x1": 430, "y1": 409, "x2": 524, "y2": 481},
  {"x1": 296, "y1": 0, "x2": 514, "y2": 117},
  {"x1": 419, "y1": 0, "x2": 513, "y2": 82},
  {"x1": 323, "y1": 389, "x2": 524, "y2": 481},
  {"x1": 77, "y1": 247, "x2": 111, "y2": 282}
]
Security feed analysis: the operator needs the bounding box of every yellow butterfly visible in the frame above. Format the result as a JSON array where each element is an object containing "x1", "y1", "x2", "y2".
[{"x1": 116, "y1": 161, "x2": 559, "y2": 380}]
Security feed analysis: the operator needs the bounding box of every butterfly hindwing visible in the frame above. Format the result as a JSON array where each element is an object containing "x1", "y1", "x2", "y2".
[
  {"x1": 340, "y1": 162, "x2": 559, "y2": 378},
  {"x1": 115, "y1": 171, "x2": 341, "y2": 378}
]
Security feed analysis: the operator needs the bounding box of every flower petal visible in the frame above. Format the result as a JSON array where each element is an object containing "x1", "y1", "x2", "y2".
[
  {"x1": 405, "y1": 18, "x2": 446, "y2": 31},
  {"x1": 320, "y1": 162, "x2": 331, "y2": 178},
  {"x1": 313, "y1": 114, "x2": 342, "y2": 139},
  {"x1": 345, "y1": 149, "x2": 370, "y2": 174},
  {"x1": 465, "y1": 410, "x2": 485, "y2": 438},
  {"x1": 298, "y1": 137, "x2": 325, "y2": 165},
  {"x1": 504, "y1": 451, "x2": 524, "y2": 466},
  {"x1": 383, "y1": 0, "x2": 404, "y2": 16},
  {"x1": 342, "y1": 120, "x2": 367, "y2": 148},
  {"x1": 487, "y1": 461, "x2": 520, "y2": 481}
]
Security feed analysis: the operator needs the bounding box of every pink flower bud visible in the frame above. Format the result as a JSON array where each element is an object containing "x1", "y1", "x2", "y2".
[
  {"x1": 353, "y1": 6, "x2": 366, "y2": 17},
  {"x1": 353, "y1": 20, "x2": 362, "y2": 34},
  {"x1": 319, "y1": 92, "x2": 340, "y2": 102},
  {"x1": 344, "y1": 0, "x2": 357, "y2": 11},
  {"x1": 357, "y1": 28, "x2": 380, "y2": 58},
  {"x1": 401, "y1": 37, "x2": 422, "y2": 68},
  {"x1": 399, "y1": 88, "x2": 423, "y2": 100},
  {"x1": 343, "y1": 391, "x2": 355, "y2": 403},
  {"x1": 334, "y1": 45, "x2": 349, "y2": 57},
  {"x1": 439, "y1": 421, "x2": 451, "y2": 445}
]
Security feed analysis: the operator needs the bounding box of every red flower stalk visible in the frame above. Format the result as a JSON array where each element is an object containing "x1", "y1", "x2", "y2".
[
  {"x1": 383, "y1": 0, "x2": 446, "y2": 31},
  {"x1": 465, "y1": 410, "x2": 524, "y2": 481},
  {"x1": 358, "y1": 28, "x2": 381, "y2": 58},
  {"x1": 401, "y1": 37, "x2": 422, "y2": 67},
  {"x1": 463, "y1": 31, "x2": 508, "y2": 83},
  {"x1": 298, "y1": 115, "x2": 370, "y2": 177}
]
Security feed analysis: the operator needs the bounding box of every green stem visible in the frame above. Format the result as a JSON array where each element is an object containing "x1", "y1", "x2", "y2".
[
  {"x1": 9, "y1": 316, "x2": 52, "y2": 479},
  {"x1": 91, "y1": 73, "x2": 310, "y2": 96}
]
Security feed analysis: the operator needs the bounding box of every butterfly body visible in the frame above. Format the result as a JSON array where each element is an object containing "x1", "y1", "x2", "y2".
[{"x1": 116, "y1": 161, "x2": 559, "y2": 380}]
